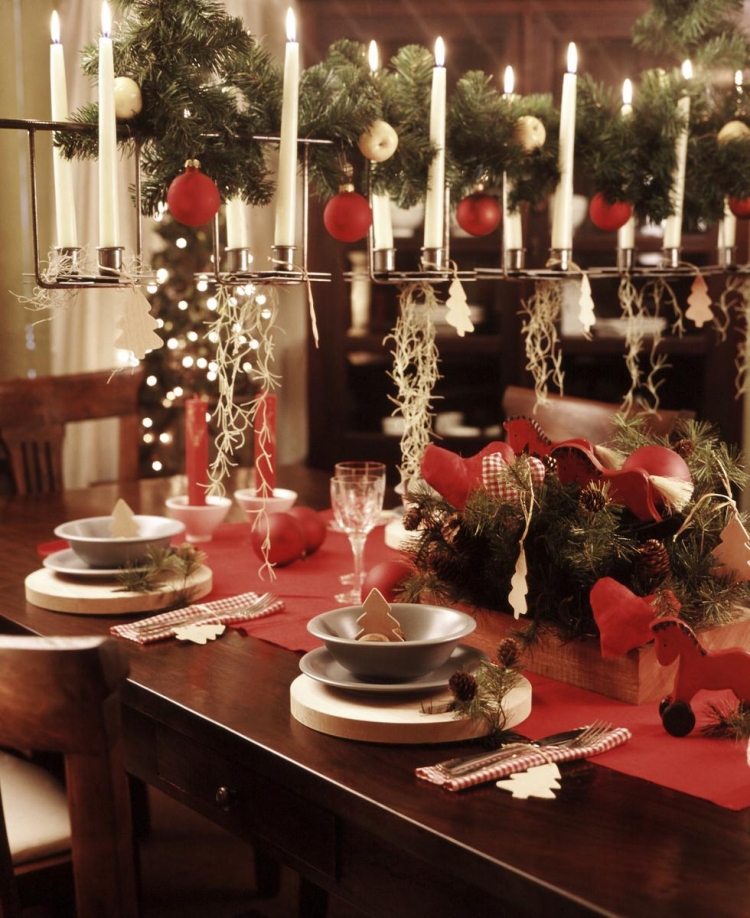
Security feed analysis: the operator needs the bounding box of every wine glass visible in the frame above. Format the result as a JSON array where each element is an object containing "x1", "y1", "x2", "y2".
[
  {"x1": 334, "y1": 462, "x2": 386, "y2": 584},
  {"x1": 330, "y1": 474, "x2": 385, "y2": 605}
]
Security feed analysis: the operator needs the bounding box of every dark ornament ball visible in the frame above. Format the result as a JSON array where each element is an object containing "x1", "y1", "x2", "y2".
[
  {"x1": 456, "y1": 192, "x2": 501, "y2": 236},
  {"x1": 589, "y1": 192, "x2": 633, "y2": 232},
  {"x1": 323, "y1": 191, "x2": 372, "y2": 242},
  {"x1": 167, "y1": 162, "x2": 221, "y2": 227}
]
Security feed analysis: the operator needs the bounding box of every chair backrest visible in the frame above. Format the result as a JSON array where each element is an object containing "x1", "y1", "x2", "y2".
[
  {"x1": 0, "y1": 635, "x2": 137, "y2": 918},
  {"x1": 501, "y1": 386, "x2": 695, "y2": 444},
  {"x1": 0, "y1": 369, "x2": 144, "y2": 495}
]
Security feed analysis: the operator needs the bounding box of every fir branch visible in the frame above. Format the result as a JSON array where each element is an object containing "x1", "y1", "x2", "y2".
[{"x1": 702, "y1": 699, "x2": 750, "y2": 738}]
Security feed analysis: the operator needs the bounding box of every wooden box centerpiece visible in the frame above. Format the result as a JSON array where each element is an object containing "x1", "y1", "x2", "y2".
[{"x1": 399, "y1": 417, "x2": 750, "y2": 705}]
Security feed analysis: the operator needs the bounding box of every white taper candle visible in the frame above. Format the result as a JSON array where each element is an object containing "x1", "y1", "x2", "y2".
[
  {"x1": 502, "y1": 65, "x2": 523, "y2": 251},
  {"x1": 663, "y1": 61, "x2": 692, "y2": 250},
  {"x1": 50, "y1": 11, "x2": 78, "y2": 248},
  {"x1": 551, "y1": 43, "x2": 578, "y2": 251},
  {"x1": 98, "y1": 2, "x2": 119, "y2": 248},
  {"x1": 273, "y1": 8, "x2": 300, "y2": 249},
  {"x1": 423, "y1": 37, "x2": 446, "y2": 251}
]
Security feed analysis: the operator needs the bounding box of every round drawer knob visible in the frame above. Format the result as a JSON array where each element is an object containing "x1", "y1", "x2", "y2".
[{"x1": 214, "y1": 785, "x2": 235, "y2": 810}]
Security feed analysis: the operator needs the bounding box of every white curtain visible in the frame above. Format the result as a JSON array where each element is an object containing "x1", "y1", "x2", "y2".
[{"x1": 55, "y1": 0, "x2": 308, "y2": 487}]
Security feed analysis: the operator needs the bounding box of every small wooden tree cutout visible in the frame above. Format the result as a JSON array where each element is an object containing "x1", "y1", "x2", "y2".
[
  {"x1": 577, "y1": 272, "x2": 595, "y2": 334},
  {"x1": 110, "y1": 498, "x2": 139, "y2": 537},
  {"x1": 445, "y1": 278, "x2": 474, "y2": 337},
  {"x1": 356, "y1": 588, "x2": 405, "y2": 642},
  {"x1": 712, "y1": 512, "x2": 750, "y2": 581},
  {"x1": 686, "y1": 271, "x2": 713, "y2": 328},
  {"x1": 496, "y1": 763, "x2": 561, "y2": 799},
  {"x1": 114, "y1": 287, "x2": 164, "y2": 359},
  {"x1": 509, "y1": 541, "x2": 529, "y2": 618}
]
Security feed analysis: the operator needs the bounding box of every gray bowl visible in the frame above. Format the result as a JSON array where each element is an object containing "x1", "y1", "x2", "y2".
[
  {"x1": 55, "y1": 515, "x2": 186, "y2": 568},
  {"x1": 307, "y1": 603, "x2": 476, "y2": 682}
]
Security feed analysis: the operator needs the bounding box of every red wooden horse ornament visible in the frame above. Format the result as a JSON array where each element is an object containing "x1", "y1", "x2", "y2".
[{"x1": 651, "y1": 616, "x2": 750, "y2": 736}]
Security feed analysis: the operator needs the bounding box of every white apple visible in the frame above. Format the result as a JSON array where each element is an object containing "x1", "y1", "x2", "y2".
[
  {"x1": 718, "y1": 119, "x2": 750, "y2": 145},
  {"x1": 358, "y1": 120, "x2": 399, "y2": 162},
  {"x1": 514, "y1": 115, "x2": 546, "y2": 153},
  {"x1": 114, "y1": 76, "x2": 143, "y2": 120}
]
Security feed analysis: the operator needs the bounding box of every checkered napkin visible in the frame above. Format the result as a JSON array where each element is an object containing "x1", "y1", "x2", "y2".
[
  {"x1": 415, "y1": 727, "x2": 632, "y2": 792},
  {"x1": 110, "y1": 592, "x2": 285, "y2": 644}
]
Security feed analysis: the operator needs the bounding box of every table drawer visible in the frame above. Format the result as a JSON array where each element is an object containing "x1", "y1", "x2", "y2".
[{"x1": 155, "y1": 726, "x2": 337, "y2": 879}]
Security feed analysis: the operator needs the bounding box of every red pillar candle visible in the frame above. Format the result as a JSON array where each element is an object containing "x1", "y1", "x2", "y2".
[
  {"x1": 254, "y1": 393, "x2": 277, "y2": 497},
  {"x1": 185, "y1": 395, "x2": 208, "y2": 505}
]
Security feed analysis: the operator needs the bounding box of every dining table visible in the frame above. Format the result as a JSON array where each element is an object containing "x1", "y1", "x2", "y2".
[{"x1": 2, "y1": 465, "x2": 750, "y2": 918}]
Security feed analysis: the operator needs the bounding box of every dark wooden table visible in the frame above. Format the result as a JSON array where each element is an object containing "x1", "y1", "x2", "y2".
[{"x1": 1, "y1": 467, "x2": 749, "y2": 918}]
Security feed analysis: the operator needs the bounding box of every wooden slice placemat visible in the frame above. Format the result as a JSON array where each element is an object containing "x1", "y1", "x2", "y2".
[
  {"x1": 290, "y1": 674, "x2": 532, "y2": 744},
  {"x1": 25, "y1": 565, "x2": 213, "y2": 616}
]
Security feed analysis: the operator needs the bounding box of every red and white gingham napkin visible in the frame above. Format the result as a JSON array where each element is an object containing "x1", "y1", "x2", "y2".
[
  {"x1": 110, "y1": 591, "x2": 284, "y2": 644},
  {"x1": 415, "y1": 727, "x2": 632, "y2": 791},
  {"x1": 481, "y1": 452, "x2": 546, "y2": 503}
]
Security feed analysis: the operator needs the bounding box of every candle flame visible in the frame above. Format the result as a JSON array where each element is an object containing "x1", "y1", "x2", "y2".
[
  {"x1": 736, "y1": 69, "x2": 744, "y2": 88},
  {"x1": 434, "y1": 36, "x2": 445, "y2": 68},
  {"x1": 50, "y1": 10, "x2": 60, "y2": 44},
  {"x1": 504, "y1": 65, "x2": 514, "y2": 96},
  {"x1": 682, "y1": 59, "x2": 693, "y2": 80},
  {"x1": 368, "y1": 39, "x2": 379, "y2": 73},
  {"x1": 285, "y1": 7, "x2": 296, "y2": 43},
  {"x1": 622, "y1": 78, "x2": 632, "y2": 106},
  {"x1": 101, "y1": 1, "x2": 111, "y2": 38},
  {"x1": 566, "y1": 42, "x2": 577, "y2": 74}
]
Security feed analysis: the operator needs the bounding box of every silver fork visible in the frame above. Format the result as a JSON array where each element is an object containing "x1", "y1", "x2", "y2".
[
  {"x1": 132, "y1": 592, "x2": 277, "y2": 637},
  {"x1": 437, "y1": 719, "x2": 613, "y2": 777}
]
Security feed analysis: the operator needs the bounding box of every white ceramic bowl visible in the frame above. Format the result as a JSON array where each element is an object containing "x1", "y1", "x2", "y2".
[
  {"x1": 234, "y1": 487, "x2": 297, "y2": 516},
  {"x1": 55, "y1": 515, "x2": 185, "y2": 568},
  {"x1": 164, "y1": 495, "x2": 232, "y2": 543},
  {"x1": 307, "y1": 603, "x2": 476, "y2": 682}
]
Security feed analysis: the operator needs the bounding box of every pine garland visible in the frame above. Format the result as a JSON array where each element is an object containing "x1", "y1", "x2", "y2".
[
  {"x1": 58, "y1": 0, "x2": 281, "y2": 215},
  {"x1": 401, "y1": 417, "x2": 750, "y2": 645}
]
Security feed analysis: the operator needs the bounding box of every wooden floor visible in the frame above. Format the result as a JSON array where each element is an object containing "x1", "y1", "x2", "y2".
[{"x1": 140, "y1": 787, "x2": 365, "y2": 918}]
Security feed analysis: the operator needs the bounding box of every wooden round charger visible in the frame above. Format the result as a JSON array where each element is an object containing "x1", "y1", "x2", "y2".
[
  {"x1": 290, "y1": 674, "x2": 532, "y2": 744},
  {"x1": 24, "y1": 565, "x2": 213, "y2": 615}
]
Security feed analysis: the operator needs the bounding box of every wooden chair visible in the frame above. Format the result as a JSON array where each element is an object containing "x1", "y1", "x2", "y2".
[
  {"x1": 0, "y1": 635, "x2": 138, "y2": 918},
  {"x1": 0, "y1": 368, "x2": 144, "y2": 495},
  {"x1": 501, "y1": 385, "x2": 695, "y2": 444}
]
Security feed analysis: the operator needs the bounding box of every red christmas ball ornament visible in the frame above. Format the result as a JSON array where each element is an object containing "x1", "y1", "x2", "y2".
[
  {"x1": 589, "y1": 192, "x2": 633, "y2": 231},
  {"x1": 622, "y1": 445, "x2": 692, "y2": 484},
  {"x1": 250, "y1": 512, "x2": 306, "y2": 566},
  {"x1": 288, "y1": 506, "x2": 327, "y2": 555},
  {"x1": 167, "y1": 159, "x2": 221, "y2": 227},
  {"x1": 729, "y1": 196, "x2": 750, "y2": 219},
  {"x1": 456, "y1": 190, "x2": 501, "y2": 236},
  {"x1": 323, "y1": 186, "x2": 372, "y2": 242},
  {"x1": 361, "y1": 560, "x2": 413, "y2": 603}
]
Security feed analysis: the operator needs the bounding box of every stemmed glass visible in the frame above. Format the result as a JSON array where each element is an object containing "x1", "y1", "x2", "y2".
[
  {"x1": 330, "y1": 474, "x2": 385, "y2": 605},
  {"x1": 334, "y1": 462, "x2": 386, "y2": 584}
]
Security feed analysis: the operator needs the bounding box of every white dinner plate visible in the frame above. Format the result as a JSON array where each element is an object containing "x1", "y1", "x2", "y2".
[
  {"x1": 42, "y1": 548, "x2": 145, "y2": 579},
  {"x1": 299, "y1": 643, "x2": 485, "y2": 694}
]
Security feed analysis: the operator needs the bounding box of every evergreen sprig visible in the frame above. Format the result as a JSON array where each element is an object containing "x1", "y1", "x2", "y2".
[
  {"x1": 58, "y1": 0, "x2": 281, "y2": 215},
  {"x1": 633, "y1": 0, "x2": 750, "y2": 69},
  {"x1": 402, "y1": 418, "x2": 750, "y2": 646},
  {"x1": 446, "y1": 71, "x2": 559, "y2": 206}
]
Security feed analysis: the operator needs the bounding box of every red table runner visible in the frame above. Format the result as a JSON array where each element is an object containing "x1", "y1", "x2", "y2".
[{"x1": 42, "y1": 519, "x2": 750, "y2": 809}]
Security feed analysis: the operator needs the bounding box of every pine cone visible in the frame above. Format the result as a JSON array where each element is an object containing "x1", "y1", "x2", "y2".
[
  {"x1": 672, "y1": 438, "x2": 695, "y2": 460},
  {"x1": 496, "y1": 637, "x2": 522, "y2": 669},
  {"x1": 441, "y1": 511, "x2": 464, "y2": 545},
  {"x1": 401, "y1": 506, "x2": 422, "y2": 531},
  {"x1": 636, "y1": 539, "x2": 671, "y2": 587},
  {"x1": 449, "y1": 670, "x2": 478, "y2": 702},
  {"x1": 579, "y1": 483, "x2": 606, "y2": 513},
  {"x1": 427, "y1": 543, "x2": 465, "y2": 582},
  {"x1": 542, "y1": 454, "x2": 558, "y2": 475}
]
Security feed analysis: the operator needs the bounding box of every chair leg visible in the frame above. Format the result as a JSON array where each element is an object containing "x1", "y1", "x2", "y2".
[
  {"x1": 252, "y1": 848, "x2": 281, "y2": 898},
  {"x1": 299, "y1": 876, "x2": 328, "y2": 918}
]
